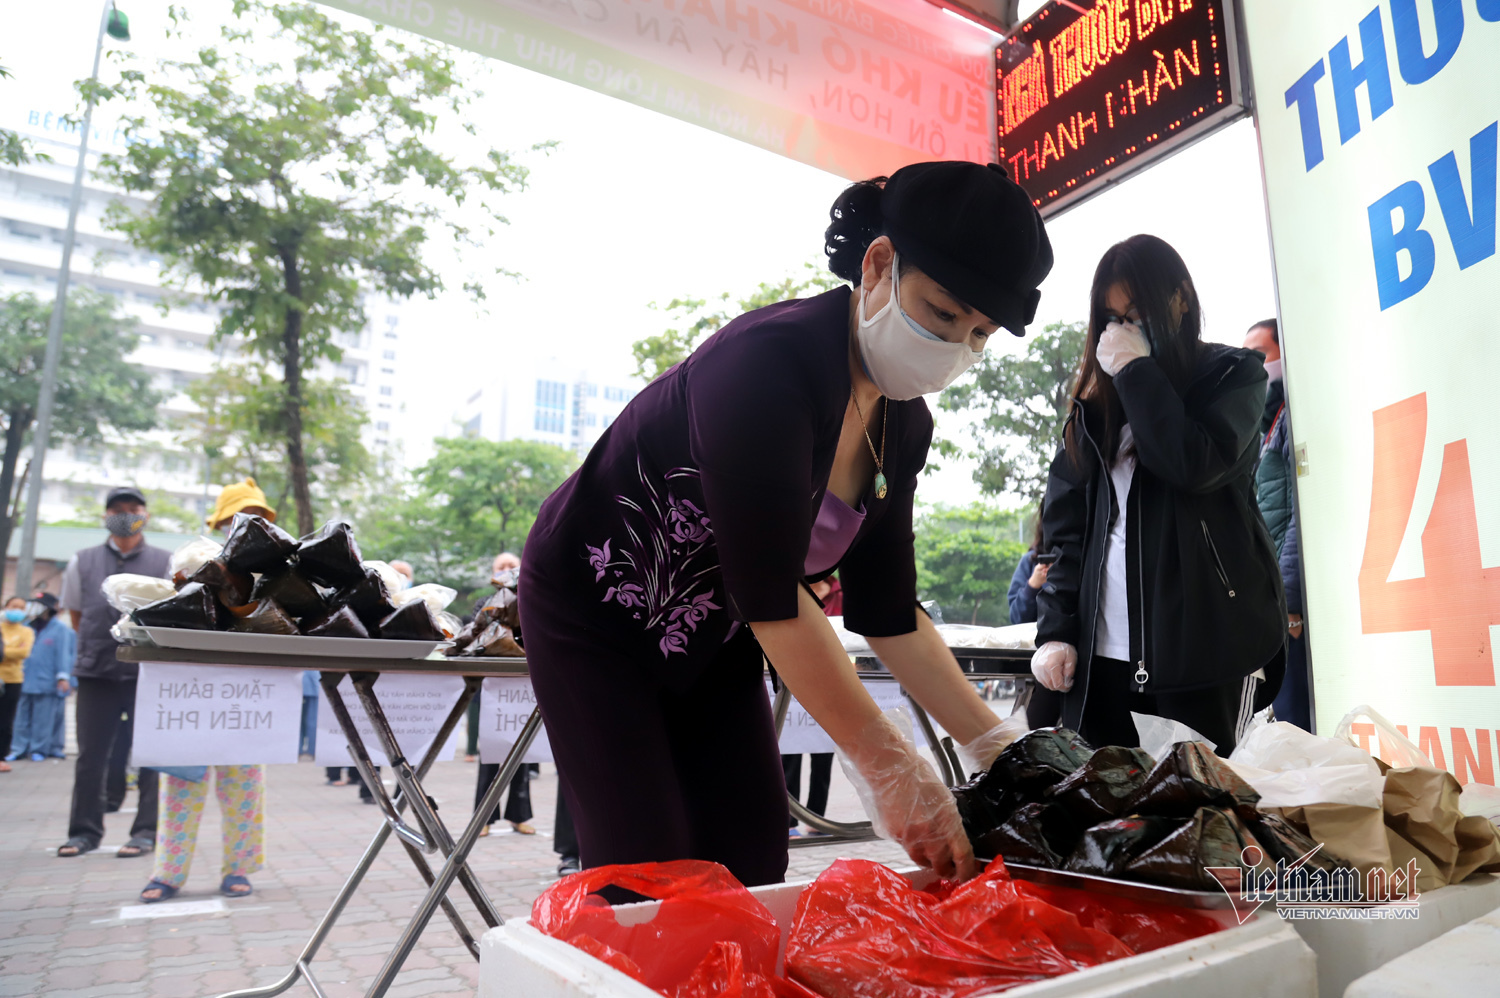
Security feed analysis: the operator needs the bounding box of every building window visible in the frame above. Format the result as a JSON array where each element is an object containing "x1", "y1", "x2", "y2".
[
  {"x1": 463, "y1": 413, "x2": 482, "y2": 437},
  {"x1": 378, "y1": 385, "x2": 393, "y2": 396},
  {"x1": 580, "y1": 383, "x2": 598, "y2": 397},
  {"x1": 382, "y1": 349, "x2": 396, "y2": 360},
  {"x1": 136, "y1": 332, "x2": 158, "y2": 346},
  {"x1": 533, "y1": 410, "x2": 564, "y2": 434},
  {"x1": 380, "y1": 367, "x2": 394, "y2": 375},
  {"x1": 339, "y1": 363, "x2": 360, "y2": 383},
  {"x1": 535, "y1": 379, "x2": 567, "y2": 410},
  {"x1": 375, "y1": 421, "x2": 390, "y2": 431},
  {"x1": 378, "y1": 402, "x2": 392, "y2": 409},
  {"x1": 585, "y1": 413, "x2": 597, "y2": 427}
]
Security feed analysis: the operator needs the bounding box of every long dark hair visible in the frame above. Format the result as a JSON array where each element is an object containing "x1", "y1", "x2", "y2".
[{"x1": 1064, "y1": 235, "x2": 1203, "y2": 468}]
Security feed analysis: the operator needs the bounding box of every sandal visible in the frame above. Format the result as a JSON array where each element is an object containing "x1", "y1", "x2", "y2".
[
  {"x1": 140, "y1": 880, "x2": 180, "y2": 904},
  {"x1": 220, "y1": 874, "x2": 253, "y2": 898},
  {"x1": 511, "y1": 821, "x2": 537, "y2": 835},
  {"x1": 57, "y1": 837, "x2": 96, "y2": 857},
  {"x1": 117, "y1": 836, "x2": 155, "y2": 858}
]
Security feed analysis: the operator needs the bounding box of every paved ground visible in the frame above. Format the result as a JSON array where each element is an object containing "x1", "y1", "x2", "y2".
[{"x1": 1, "y1": 718, "x2": 912, "y2": 998}]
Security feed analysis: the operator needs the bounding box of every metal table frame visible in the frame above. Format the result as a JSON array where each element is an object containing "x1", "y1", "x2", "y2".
[
  {"x1": 119, "y1": 646, "x2": 546, "y2": 998},
  {"x1": 780, "y1": 646, "x2": 1034, "y2": 848}
]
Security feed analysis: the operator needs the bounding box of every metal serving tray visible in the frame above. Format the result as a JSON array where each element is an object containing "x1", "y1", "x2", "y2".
[
  {"x1": 1004, "y1": 862, "x2": 1236, "y2": 910},
  {"x1": 143, "y1": 626, "x2": 440, "y2": 660}
]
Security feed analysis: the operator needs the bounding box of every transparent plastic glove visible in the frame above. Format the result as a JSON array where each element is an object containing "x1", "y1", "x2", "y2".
[
  {"x1": 1096, "y1": 320, "x2": 1150, "y2": 376},
  {"x1": 837, "y1": 709, "x2": 977, "y2": 880},
  {"x1": 955, "y1": 714, "x2": 1031, "y2": 777},
  {"x1": 1031, "y1": 641, "x2": 1077, "y2": 692}
]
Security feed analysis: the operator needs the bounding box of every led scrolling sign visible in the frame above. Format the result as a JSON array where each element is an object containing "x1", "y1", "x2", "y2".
[{"x1": 995, "y1": 0, "x2": 1248, "y2": 216}]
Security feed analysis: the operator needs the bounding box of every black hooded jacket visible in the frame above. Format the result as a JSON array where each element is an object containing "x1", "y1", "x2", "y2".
[{"x1": 1036, "y1": 343, "x2": 1286, "y2": 729}]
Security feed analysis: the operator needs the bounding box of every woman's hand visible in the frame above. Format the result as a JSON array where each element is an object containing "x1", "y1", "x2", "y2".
[
  {"x1": 1027, "y1": 561, "x2": 1050, "y2": 590},
  {"x1": 839, "y1": 711, "x2": 977, "y2": 881},
  {"x1": 1031, "y1": 641, "x2": 1077, "y2": 692},
  {"x1": 1097, "y1": 321, "x2": 1151, "y2": 376}
]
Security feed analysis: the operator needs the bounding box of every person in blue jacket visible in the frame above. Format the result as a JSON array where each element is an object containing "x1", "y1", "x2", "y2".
[
  {"x1": 1007, "y1": 518, "x2": 1049, "y2": 625},
  {"x1": 9, "y1": 593, "x2": 75, "y2": 761}
]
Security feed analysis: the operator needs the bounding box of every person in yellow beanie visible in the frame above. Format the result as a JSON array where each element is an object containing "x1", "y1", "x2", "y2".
[
  {"x1": 140, "y1": 481, "x2": 275, "y2": 903},
  {"x1": 207, "y1": 478, "x2": 276, "y2": 531}
]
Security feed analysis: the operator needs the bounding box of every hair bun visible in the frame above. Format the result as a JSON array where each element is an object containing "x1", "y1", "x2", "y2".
[{"x1": 824, "y1": 178, "x2": 887, "y2": 284}]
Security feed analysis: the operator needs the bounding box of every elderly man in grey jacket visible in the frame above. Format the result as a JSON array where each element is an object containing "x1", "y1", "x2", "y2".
[{"x1": 56, "y1": 486, "x2": 172, "y2": 858}]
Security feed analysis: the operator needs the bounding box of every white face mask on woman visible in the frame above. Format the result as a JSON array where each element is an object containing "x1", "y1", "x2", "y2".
[{"x1": 855, "y1": 254, "x2": 982, "y2": 400}]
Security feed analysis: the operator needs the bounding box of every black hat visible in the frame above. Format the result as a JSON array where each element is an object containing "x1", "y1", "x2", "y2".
[
  {"x1": 104, "y1": 486, "x2": 147, "y2": 509},
  {"x1": 880, "y1": 161, "x2": 1053, "y2": 335},
  {"x1": 31, "y1": 592, "x2": 59, "y2": 611}
]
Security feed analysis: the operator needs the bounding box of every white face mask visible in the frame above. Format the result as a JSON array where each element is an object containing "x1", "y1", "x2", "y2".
[
  {"x1": 1264, "y1": 358, "x2": 1284, "y2": 382},
  {"x1": 855, "y1": 254, "x2": 982, "y2": 400}
]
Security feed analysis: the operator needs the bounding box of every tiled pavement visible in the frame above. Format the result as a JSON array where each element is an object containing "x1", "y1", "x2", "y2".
[{"x1": 1, "y1": 738, "x2": 910, "y2": 997}]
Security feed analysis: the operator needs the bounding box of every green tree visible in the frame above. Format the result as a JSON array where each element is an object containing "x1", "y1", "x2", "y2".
[
  {"x1": 177, "y1": 365, "x2": 371, "y2": 519},
  {"x1": 51, "y1": 487, "x2": 200, "y2": 534},
  {"x1": 91, "y1": 1, "x2": 540, "y2": 534},
  {"x1": 357, "y1": 437, "x2": 577, "y2": 597},
  {"x1": 0, "y1": 289, "x2": 161, "y2": 558},
  {"x1": 0, "y1": 61, "x2": 44, "y2": 166},
  {"x1": 939, "y1": 320, "x2": 1086, "y2": 505},
  {"x1": 914, "y1": 503, "x2": 1030, "y2": 627},
  {"x1": 632, "y1": 263, "x2": 845, "y2": 381}
]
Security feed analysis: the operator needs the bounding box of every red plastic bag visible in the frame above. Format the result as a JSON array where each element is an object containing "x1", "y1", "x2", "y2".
[
  {"x1": 531, "y1": 861, "x2": 782, "y2": 998},
  {"x1": 784, "y1": 857, "x2": 1222, "y2": 998}
]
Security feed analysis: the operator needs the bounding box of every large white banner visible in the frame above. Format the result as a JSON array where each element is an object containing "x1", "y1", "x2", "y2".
[
  {"x1": 134, "y1": 663, "x2": 302, "y2": 766},
  {"x1": 315, "y1": 673, "x2": 465, "y2": 768},
  {"x1": 1244, "y1": 1, "x2": 1499, "y2": 781}
]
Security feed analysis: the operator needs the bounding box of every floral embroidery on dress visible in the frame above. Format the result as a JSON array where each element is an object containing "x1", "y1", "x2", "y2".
[{"x1": 584, "y1": 458, "x2": 721, "y2": 657}]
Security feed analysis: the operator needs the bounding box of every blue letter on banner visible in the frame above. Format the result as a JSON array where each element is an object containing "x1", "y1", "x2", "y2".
[
  {"x1": 1330, "y1": 7, "x2": 1395, "y2": 145},
  {"x1": 1368, "y1": 181, "x2": 1436, "y2": 309},
  {"x1": 1285, "y1": 60, "x2": 1328, "y2": 171},
  {"x1": 1429, "y1": 122, "x2": 1498, "y2": 270},
  {"x1": 1391, "y1": 0, "x2": 1463, "y2": 85}
]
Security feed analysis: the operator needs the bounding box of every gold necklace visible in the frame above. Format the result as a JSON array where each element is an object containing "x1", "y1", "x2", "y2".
[{"x1": 850, "y1": 388, "x2": 888, "y2": 500}]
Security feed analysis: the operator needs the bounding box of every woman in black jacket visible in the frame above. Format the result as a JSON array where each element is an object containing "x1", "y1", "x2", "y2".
[{"x1": 1031, "y1": 235, "x2": 1285, "y2": 754}]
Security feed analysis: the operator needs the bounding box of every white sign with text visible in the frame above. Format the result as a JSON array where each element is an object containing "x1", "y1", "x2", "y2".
[
  {"x1": 770, "y1": 679, "x2": 939, "y2": 755},
  {"x1": 134, "y1": 663, "x2": 301, "y2": 766},
  {"x1": 314, "y1": 673, "x2": 464, "y2": 768},
  {"x1": 478, "y1": 677, "x2": 553, "y2": 765}
]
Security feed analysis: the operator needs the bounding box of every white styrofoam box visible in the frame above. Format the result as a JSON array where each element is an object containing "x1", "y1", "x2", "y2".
[
  {"x1": 1342, "y1": 904, "x2": 1500, "y2": 998},
  {"x1": 1285, "y1": 873, "x2": 1500, "y2": 998},
  {"x1": 479, "y1": 866, "x2": 1315, "y2": 998}
]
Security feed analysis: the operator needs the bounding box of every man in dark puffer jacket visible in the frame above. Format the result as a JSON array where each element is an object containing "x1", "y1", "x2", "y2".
[{"x1": 1245, "y1": 320, "x2": 1310, "y2": 730}]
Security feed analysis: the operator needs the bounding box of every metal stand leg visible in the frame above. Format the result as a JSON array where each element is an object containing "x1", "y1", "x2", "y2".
[
  {"x1": 363, "y1": 708, "x2": 544, "y2": 998},
  {"x1": 210, "y1": 672, "x2": 482, "y2": 998},
  {"x1": 350, "y1": 672, "x2": 505, "y2": 931}
]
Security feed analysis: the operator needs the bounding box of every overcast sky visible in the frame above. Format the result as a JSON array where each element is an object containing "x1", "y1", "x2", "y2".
[{"x1": 6, "y1": 0, "x2": 1277, "y2": 508}]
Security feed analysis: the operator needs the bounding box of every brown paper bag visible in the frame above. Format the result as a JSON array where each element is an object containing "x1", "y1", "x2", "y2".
[
  {"x1": 1383, "y1": 826, "x2": 1445, "y2": 893},
  {"x1": 1381, "y1": 767, "x2": 1500, "y2": 888},
  {"x1": 1269, "y1": 803, "x2": 1393, "y2": 878}
]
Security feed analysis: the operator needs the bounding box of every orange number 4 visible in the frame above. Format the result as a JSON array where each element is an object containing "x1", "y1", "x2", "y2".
[{"x1": 1359, "y1": 393, "x2": 1500, "y2": 686}]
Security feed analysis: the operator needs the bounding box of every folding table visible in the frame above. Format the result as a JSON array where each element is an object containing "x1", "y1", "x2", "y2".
[{"x1": 118, "y1": 645, "x2": 546, "y2": 998}]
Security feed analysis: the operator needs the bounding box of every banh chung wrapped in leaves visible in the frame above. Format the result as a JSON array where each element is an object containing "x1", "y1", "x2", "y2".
[
  {"x1": 1064, "y1": 815, "x2": 1184, "y2": 878},
  {"x1": 1124, "y1": 806, "x2": 1270, "y2": 892},
  {"x1": 336, "y1": 567, "x2": 396, "y2": 634},
  {"x1": 186, "y1": 558, "x2": 254, "y2": 610},
  {"x1": 1124, "y1": 740, "x2": 1261, "y2": 819},
  {"x1": 219, "y1": 513, "x2": 297, "y2": 574},
  {"x1": 1045, "y1": 746, "x2": 1157, "y2": 825},
  {"x1": 295, "y1": 521, "x2": 365, "y2": 588},
  {"x1": 300, "y1": 605, "x2": 369, "y2": 639},
  {"x1": 229, "y1": 599, "x2": 299, "y2": 635},
  {"x1": 953, "y1": 727, "x2": 1094, "y2": 843},
  {"x1": 973, "y1": 802, "x2": 1083, "y2": 868},
  {"x1": 133, "y1": 582, "x2": 223, "y2": 631},
  {"x1": 378, "y1": 600, "x2": 445, "y2": 642},
  {"x1": 474, "y1": 586, "x2": 519, "y2": 631},
  {"x1": 250, "y1": 566, "x2": 327, "y2": 620},
  {"x1": 466, "y1": 621, "x2": 523, "y2": 657}
]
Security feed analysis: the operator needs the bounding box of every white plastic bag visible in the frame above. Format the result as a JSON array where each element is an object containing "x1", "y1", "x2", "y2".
[
  {"x1": 1131, "y1": 711, "x2": 1216, "y2": 761},
  {"x1": 360, "y1": 560, "x2": 404, "y2": 596},
  {"x1": 168, "y1": 536, "x2": 222, "y2": 580},
  {"x1": 1333, "y1": 703, "x2": 1434, "y2": 768},
  {"x1": 391, "y1": 583, "x2": 458, "y2": 615},
  {"x1": 101, "y1": 574, "x2": 177, "y2": 613},
  {"x1": 1458, "y1": 782, "x2": 1500, "y2": 825},
  {"x1": 1226, "y1": 721, "x2": 1386, "y2": 809}
]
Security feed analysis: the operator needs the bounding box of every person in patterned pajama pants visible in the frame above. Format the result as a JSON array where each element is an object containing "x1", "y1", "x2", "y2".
[{"x1": 140, "y1": 765, "x2": 265, "y2": 902}]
